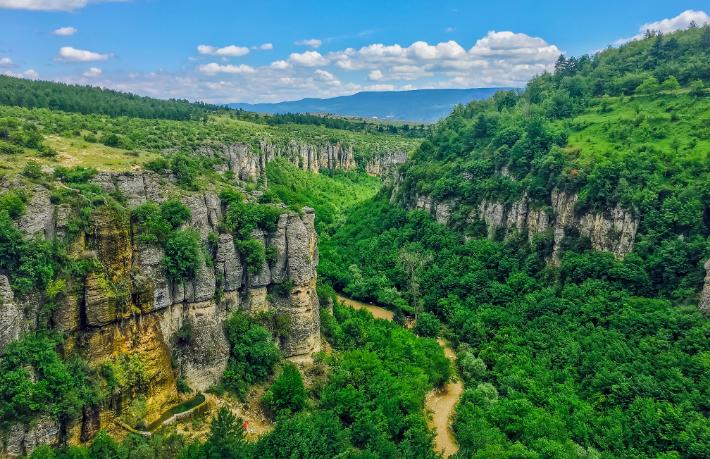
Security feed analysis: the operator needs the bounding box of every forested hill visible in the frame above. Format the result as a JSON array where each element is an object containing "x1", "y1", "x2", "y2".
[
  {"x1": 322, "y1": 25, "x2": 710, "y2": 458},
  {"x1": 0, "y1": 75, "x2": 220, "y2": 120},
  {"x1": 229, "y1": 88, "x2": 515, "y2": 122},
  {"x1": 392, "y1": 25, "x2": 710, "y2": 301}
]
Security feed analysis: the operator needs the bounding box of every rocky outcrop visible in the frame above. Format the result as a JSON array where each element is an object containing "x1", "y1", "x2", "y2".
[
  {"x1": 700, "y1": 260, "x2": 710, "y2": 316},
  {"x1": 199, "y1": 140, "x2": 355, "y2": 182},
  {"x1": 406, "y1": 188, "x2": 638, "y2": 262},
  {"x1": 365, "y1": 151, "x2": 409, "y2": 177},
  {"x1": 1, "y1": 173, "x2": 321, "y2": 453},
  {"x1": 1, "y1": 416, "x2": 60, "y2": 457},
  {"x1": 0, "y1": 275, "x2": 22, "y2": 352}
]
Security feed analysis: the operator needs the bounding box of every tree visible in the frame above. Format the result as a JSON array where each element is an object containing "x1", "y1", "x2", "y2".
[
  {"x1": 635, "y1": 77, "x2": 659, "y2": 95},
  {"x1": 661, "y1": 76, "x2": 680, "y2": 91},
  {"x1": 262, "y1": 363, "x2": 307, "y2": 416},
  {"x1": 204, "y1": 408, "x2": 249, "y2": 459},
  {"x1": 689, "y1": 79, "x2": 705, "y2": 97},
  {"x1": 413, "y1": 312, "x2": 440, "y2": 337},
  {"x1": 398, "y1": 248, "x2": 432, "y2": 320}
]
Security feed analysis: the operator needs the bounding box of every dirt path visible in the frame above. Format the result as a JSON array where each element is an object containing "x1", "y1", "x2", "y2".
[
  {"x1": 336, "y1": 294, "x2": 462, "y2": 457},
  {"x1": 425, "y1": 339, "x2": 463, "y2": 458}
]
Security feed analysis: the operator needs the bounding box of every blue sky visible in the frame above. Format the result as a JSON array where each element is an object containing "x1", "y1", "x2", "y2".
[{"x1": 0, "y1": 1, "x2": 708, "y2": 103}]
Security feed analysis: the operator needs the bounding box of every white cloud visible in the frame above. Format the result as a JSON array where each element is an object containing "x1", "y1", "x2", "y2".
[
  {"x1": 641, "y1": 9, "x2": 709, "y2": 34},
  {"x1": 445, "y1": 27, "x2": 455, "y2": 33},
  {"x1": 314, "y1": 69, "x2": 340, "y2": 86},
  {"x1": 270, "y1": 60, "x2": 291, "y2": 70},
  {"x1": 197, "y1": 44, "x2": 250, "y2": 57},
  {"x1": 288, "y1": 50, "x2": 328, "y2": 67},
  {"x1": 53, "y1": 26, "x2": 77, "y2": 36},
  {"x1": 616, "y1": 10, "x2": 710, "y2": 44},
  {"x1": 82, "y1": 67, "x2": 102, "y2": 77},
  {"x1": 2, "y1": 68, "x2": 38, "y2": 79},
  {"x1": 0, "y1": 0, "x2": 121, "y2": 11},
  {"x1": 256, "y1": 43, "x2": 273, "y2": 50},
  {"x1": 0, "y1": 57, "x2": 12, "y2": 66},
  {"x1": 198, "y1": 63, "x2": 255, "y2": 75},
  {"x1": 368, "y1": 69, "x2": 383, "y2": 81},
  {"x1": 58, "y1": 46, "x2": 111, "y2": 62},
  {"x1": 295, "y1": 38, "x2": 322, "y2": 49}
]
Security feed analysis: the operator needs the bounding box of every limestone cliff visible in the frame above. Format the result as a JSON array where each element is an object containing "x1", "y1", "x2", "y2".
[
  {"x1": 700, "y1": 260, "x2": 710, "y2": 316},
  {"x1": 396, "y1": 184, "x2": 639, "y2": 263},
  {"x1": 364, "y1": 151, "x2": 409, "y2": 177},
  {"x1": 199, "y1": 140, "x2": 355, "y2": 182},
  {"x1": 0, "y1": 172, "x2": 321, "y2": 455}
]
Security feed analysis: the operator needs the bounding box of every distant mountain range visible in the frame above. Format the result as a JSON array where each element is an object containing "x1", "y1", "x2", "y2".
[{"x1": 228, "y1": 88, "x2": 517, "y2": 123}]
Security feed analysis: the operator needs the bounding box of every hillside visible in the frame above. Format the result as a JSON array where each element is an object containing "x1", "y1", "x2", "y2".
[
  {"x1": 322, "y1": 26, "x2": 710, "y2": 458},
  {"x1": 229, "y1": 88, "x2": 516, "y2": 123}
]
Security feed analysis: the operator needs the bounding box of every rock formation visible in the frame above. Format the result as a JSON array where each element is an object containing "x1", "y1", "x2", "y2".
[
  {"x1": 700, "y1": 260, "x2": 710, "y2": 316},
  {"x1": 365, "y1": 151, "x2": 409, "y2": 177},
  {"x1": 0, "y1": 172, "x2": 321, "y2": 455},
  {"x1": 399, "y1": 187, "x2": 639, "y2": 262}
]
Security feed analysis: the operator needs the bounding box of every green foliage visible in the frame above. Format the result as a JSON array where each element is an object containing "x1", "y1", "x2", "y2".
[
  {"x1": 22, "y1": 160, "x2": 43, "y2": 179},
  {"x1": 0, "y1": 332, "x2": 101, "y2": 427},
  {"x1": 265, "y1": 159, "x2": 381, "y2": 234},
  {"x1": 0, "y1": 75, "x2": 219, "y2": 120},
  {"x1": 160, "y1": 199, "x2": 192, "y2": 229},
  {"x1": 262, "y1": 363, "x2": 306, "y2": 416},
  {"x1": 224, "y1": 201, "x2": 282, "y2": 239},
  {"x1": 324, "y1": 196, "x2": 710, "y2": 457},
  {"x1": 162, "y1": 229, "x2": 202, "y2": 282},
  {"x1": 0, "y1": 190, "x2": 26, "y2": 219},
  {"x1": 54, "y1": 166, "x2": 97, "y2": 183},
  {"x1": 223, "y1": 311, "x2": 280, "y2": 398},
  {"x1": 413, "y1": 312, "x2": 440, "y2": 337},
  {"x1": 0, "y1": 211, "x2": 64, "y2": 296},
  {"x1": 236, "y1": 238, "x2": 266, "y2": 276}
]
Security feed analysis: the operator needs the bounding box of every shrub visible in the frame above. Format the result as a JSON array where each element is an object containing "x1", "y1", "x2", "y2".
[
  {"x1": 132, "y1": 202, "x2": 171, "y2": 245},
  {"x1": 223, "y1": 311, "x2": 280, "y2": 398},
  {"x1": 163, "y1": 229, "x2": 202, "y2": 282},
  {"x1": 413, "y1": 312, "x2": 440, "y2": 337},
  {"x1": 22, "y1": 160, "x2": 42, "y2": 179},
  {"x1": 54, "y1": 166, "x2": 97, "y2": 184},
  {"x1": 262, "y1": 363, "x2": 306, "y2": 416},
  {"x1": 160, "y1": 199, "x2": 191, "y2": 229},
  {"x1": 236, "y1": 238, "x2": 266, "y2": 276},
  {"x1": 0, "y1": 191, "x2": 25, "y2": 219}
]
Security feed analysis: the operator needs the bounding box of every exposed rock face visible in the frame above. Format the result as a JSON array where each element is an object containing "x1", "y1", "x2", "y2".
[
  {"x1": 2, "y1": 416, "x2": 60, "y2": 457},
  {"x1": 1, "y1": 172, "x2": 321, "y2": 453},
  {"x1": 199, "y1": 140, "x2": 356, "y2": 182},
  {"x1": 700, "y1": 260, "x2": 710, "y2": 316},
  {"x1": 0, "y1": 275, "x2": 23, "y2": 353},
  {"x1": 405, "y1": 187, "x2": 639, "y2": 262},
  {"x1": 17, "y1": 186, "x2": 54, "y2": 239},
  {"x1": 365, "y1": 151, "x2": 409, "y2": 177}
]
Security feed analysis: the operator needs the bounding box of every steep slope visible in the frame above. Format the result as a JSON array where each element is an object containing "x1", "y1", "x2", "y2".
[
  {"x1": 321, "y1": 26, "x2": 710, "y2": 458},
  {"x1": 229, "y1": 88, "x2": 516, "y2": 122}
]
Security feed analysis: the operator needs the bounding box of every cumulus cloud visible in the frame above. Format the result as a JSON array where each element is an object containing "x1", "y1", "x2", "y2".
[
  {"x1": 288, "y1": 50, "x2": 328, "y2": 67},
  {"x1": 368, "y1": 69, "x2": 383, "y2": 81},
  {"x1": 327, "y1": 32, "x2": 559, "y2": 86},
  {"x1": 197, "y1": 44, "x2": 250, "y2": 57},
  {"x1": 59, "y1": 46, "x2": 111, "y2": 62},
  {"x1": 0, "y1": 57, "x2": 12, "y2": 66},
  {"x1": 2, "y1": 68, "x2": 38, "y2": 79},
  {"x1": 314, "y1": 69, "x2": 340, "y2": 85},
  {"x1": 616, "y1": 9, "x2": 710, "y2": 44},
  {"x1": 295, "y1": 38, "x2": 322, "y2": 49},
  {"x1": 198, "y1": 63, "x2": 255, "y2": 75},
  {"x1": 82, "y1": 67, "x2": 102, "y2": 77},
  {"x1": 270, "y1": 60, "x2": 291, "y2": 70},
  {"x1": 0, "y1": 0, "x2": 121, "y2": 11},
  {"x1": 53, "y1": 26, "x2": 77, "y2": 36}
]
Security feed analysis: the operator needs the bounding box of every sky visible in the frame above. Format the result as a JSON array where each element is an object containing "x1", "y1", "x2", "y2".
[{"x1": 0, "y1": 1, "x2": 708, "y2": 104}]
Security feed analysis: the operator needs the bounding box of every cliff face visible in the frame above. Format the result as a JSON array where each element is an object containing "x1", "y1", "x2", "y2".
[
  {"x1": 700, "y1": 260, "x2": 710, "y2": 316},
  {"x1": 0, "y1": 172, "x2": 321, "y2": 455},
  {"x1": 396, "y1": 184, "x2": 639, "y2": 263},
  {"x1": 201, "y1": 140, "x2": 355, "y2": 182},
  {"x1": 364, "y1": 151, "x2": 409, "y2": 177}
]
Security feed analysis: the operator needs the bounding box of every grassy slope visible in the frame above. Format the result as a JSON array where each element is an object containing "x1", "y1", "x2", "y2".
[{"x1": 0, "y1": 105, "x2": 420, "y2": 176}]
